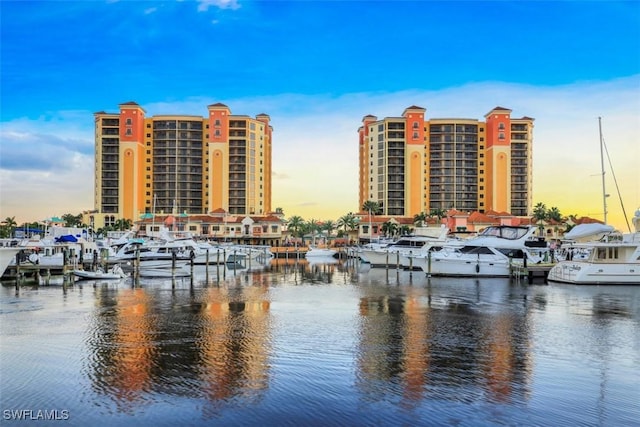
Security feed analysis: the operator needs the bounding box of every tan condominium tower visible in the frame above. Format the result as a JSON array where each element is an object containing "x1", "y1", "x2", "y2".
[
  {"x1": 358, "y1": 105, "x2": 534, "y2": 218},
  {"x1": 93, "y1": 102, "x2": 272, "y2": 223}
]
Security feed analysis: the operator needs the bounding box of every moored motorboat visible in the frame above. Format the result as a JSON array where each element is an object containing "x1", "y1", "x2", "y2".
[
  {"x1": 73, "y1": 264, "x2": 128, "y2": 280},
  {"x1": 361, "y1": 225, "x2": 451, "y2": 268},
  {"x1": 420, "y1": 225, "x2": 549, "y2": 277},
  {"x1": 305, "y1": 246, "x2": 338, "y2": 258},
  {"x1": 547, "y1": 209, "x2": 640, "y2": 285}
]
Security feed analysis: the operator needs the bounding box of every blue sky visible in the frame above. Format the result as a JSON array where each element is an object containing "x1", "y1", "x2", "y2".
[{"x1": 1, "y1": 0, "x2": 639, "y2": 230}]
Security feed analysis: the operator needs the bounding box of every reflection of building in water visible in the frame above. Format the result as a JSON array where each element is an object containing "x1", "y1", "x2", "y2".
[
  {"x1": 198, "y1": 285, "x2": 271, "y2": 403},
  {"x1": 400, "y1": 291, "x2": 430, "y2": 404},
  {"x1": 484, "y1": 314, "x2": 515, "y2": 402},
  {"x1": 86, "y1": 279, "x2": 272, "y2": 413},
  {"x1": 105, "y1": 289, "x2": 155, "y2": 411},
  {"x1": 356, "y1": 284, "x2": 533, "y2": 405}
]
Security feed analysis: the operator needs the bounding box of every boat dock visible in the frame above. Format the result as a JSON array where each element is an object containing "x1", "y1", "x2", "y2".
[
  {"x1": 270, "y1": 247, "x2": 350, "y2": 259},
  {"x1": 2, "y1": 264, "x2": 78, "y2": 285},
  {"x1": 510, "y1": 263, "x2": 554, "y2": 283}
]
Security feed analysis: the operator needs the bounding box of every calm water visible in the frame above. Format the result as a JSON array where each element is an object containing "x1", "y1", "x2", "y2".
[{"x1": 1, "y1": 260, "x2": 639, "y2": 426}]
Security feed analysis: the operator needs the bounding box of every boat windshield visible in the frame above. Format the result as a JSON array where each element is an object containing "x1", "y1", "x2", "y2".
[{"x1": 479, "y1": 226, "x2": 528, "y2": 240}]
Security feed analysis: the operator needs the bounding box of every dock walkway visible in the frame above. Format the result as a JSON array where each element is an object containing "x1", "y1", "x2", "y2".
[{"x1": 510, "y1": 263, "x2": 554, "y2": 283}]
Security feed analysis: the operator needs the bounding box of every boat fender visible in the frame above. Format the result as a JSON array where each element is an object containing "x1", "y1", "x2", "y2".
[{"x1": 476, "y1": 264, "x2": 480, "y2": 273}]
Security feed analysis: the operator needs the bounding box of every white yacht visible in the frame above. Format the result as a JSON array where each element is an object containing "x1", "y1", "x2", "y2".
[
  {"x1": 420, "y1": 225, "x2": 549, "y2": 277},
  {"x1": 547, "y1": 210, "x2": 640, "y2": 285},
  {"x1": 360, "y1": 225, "x2": 449, "y2": 268},
  {"x1": 305, "y1": 246, "x2": 338, "y2": 258}
]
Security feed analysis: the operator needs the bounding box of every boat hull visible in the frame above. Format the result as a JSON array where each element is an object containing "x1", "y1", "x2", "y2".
[
  {"x1": 422, "y1": 255, "x2": 513, "y2": 277},
  {"x1": 305, "y1": 249, "x2": 337, "y2": 258},
  {"x1": 547, "y1": 261, "x2": 640, "y2": 285},
  {"x1": 73, "y1": 270, "x2": 125, "y2": 280},
  {"x1": 1, "y1": 248, "x2": 21, "y2": 278}
]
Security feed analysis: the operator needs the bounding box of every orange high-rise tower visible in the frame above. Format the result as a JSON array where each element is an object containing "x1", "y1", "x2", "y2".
[
  {"x1": 93, "y1": 102, "x2": 272, "y2": 226},
  {"x1": 358, "y1": 105, "x2": 534, "y2": 217}
]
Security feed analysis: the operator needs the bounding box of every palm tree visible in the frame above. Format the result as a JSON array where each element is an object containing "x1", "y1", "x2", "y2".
[
  {"x1": 532, "y1": 202, "x2": 547, "y2": 222},
  {"x1": 429, "y1": 208, "x2": 447, "y2": 221},
  {"x1": 322, "y1": 220, "x2": 336, "y2": 238},
  {"x1": 337, "y1": 213, "x2": 358, "y2": 237},
  {"x1": 547, "y1": 206, "x2": 562, "y2": 222},
  {"x1": 0, "y1": 216, "x2": 17, "y2": 238},
  {"x1": 306, "y1": 219, "x2": 321, "y2": 243},
  {"x1": 114, "y1": 218, "x2": 133, "y2": 231},
  {"x1": 62, "y1": 213, "x2": 83, "y2": 227},
  {"x1": 413, "y1": 212, "x2": 427, "y2": 227},
  {"x1": 381, "y1": 221, "x2": 398, "y2": 237},
  {"x1": 286, "y1": 215, "x2": 305, "y2": 238},
  {"x1": 532, "y1": 202, "x2": 548, "y2": 237},
  {"x1": 362, "y1": 200, "x2": 382, "y2": 216},
  {"x1": 362, "y1": 200, "x2": 381, "y2": 237}
]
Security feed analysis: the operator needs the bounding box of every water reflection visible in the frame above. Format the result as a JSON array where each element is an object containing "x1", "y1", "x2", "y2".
[
  {"x1": 356, "y1": 275, "x2": 534, "y2": 407},
  {"x1": 2, "y1": 260, "x2": 638, "y2": 426},
  {"x1": 267, "y1": 257, "x2": 345, "y2": 284},
  {"x1": 197, "y1": 286, "x2": 271, "y2": 406},
  {"x1": 85, "y1": 278, "x2": 272, "y2": 415}
]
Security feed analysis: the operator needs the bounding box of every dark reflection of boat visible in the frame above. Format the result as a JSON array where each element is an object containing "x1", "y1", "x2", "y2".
[{"x1": 552, "y1": 283, "x2": 638, "y2": 320}]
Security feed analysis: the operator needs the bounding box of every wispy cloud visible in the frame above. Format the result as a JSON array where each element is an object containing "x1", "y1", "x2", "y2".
[{"x1": 197, "y1": 0, "x2": 241, "y2": 12}]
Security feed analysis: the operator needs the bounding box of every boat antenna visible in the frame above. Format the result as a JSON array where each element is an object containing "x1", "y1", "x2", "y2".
[{"x1": 598, "y1": 117, "x2": 607, "y2": 225}]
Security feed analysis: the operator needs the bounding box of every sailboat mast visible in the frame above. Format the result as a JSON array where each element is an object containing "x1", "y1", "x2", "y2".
[{"x1": 598, "y1": 117, "x2": 607, "y2": 224}]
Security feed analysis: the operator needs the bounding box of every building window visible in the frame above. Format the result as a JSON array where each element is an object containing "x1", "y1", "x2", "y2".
[
  {"x1": 413, "y1": 122, "x2": 419, "y2": 129},
  {"x1": 215, "y1": 119, "x2": 221, "y2": 126},
  {"x1": 498, "y1": 122, "x2": 505, "y2": 130},
  {"x1": 125, "y1": 128, "x2": 132, "y2": 136},
  {"x1": 126, "y1": 118, "x2": 132, "y2": 125},
  {"x1": 215, "y1": 130, "x2": 220, "y2": 137},
  {"x1": 499, "y1": 132, "x2": 505, "y2": 140}
]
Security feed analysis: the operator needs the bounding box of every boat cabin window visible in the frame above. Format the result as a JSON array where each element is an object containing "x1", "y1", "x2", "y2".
[
  {"x1": 479, "y1": 226, "x2": 527, "y2": 240},
  {"x1": 459, "y1": 246, "x2": 494, "y2": 255},
  {"x1": 595, "y1": 247, "x2": 618, "y2": 260},
  {"x1": 392, "y1": 239, "x2": 427, "y2": 248},
  {"x1": 497, "y1": 248, "x2": 525, "y2": 258}
]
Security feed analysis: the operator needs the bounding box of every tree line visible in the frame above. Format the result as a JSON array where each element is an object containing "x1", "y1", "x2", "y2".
[
  {"x1": 0, "y1": 214, "x2": 132, "y2": 239},
  {"x1": 1, "y1": 202, "x2": 573, "y2": 241}
]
